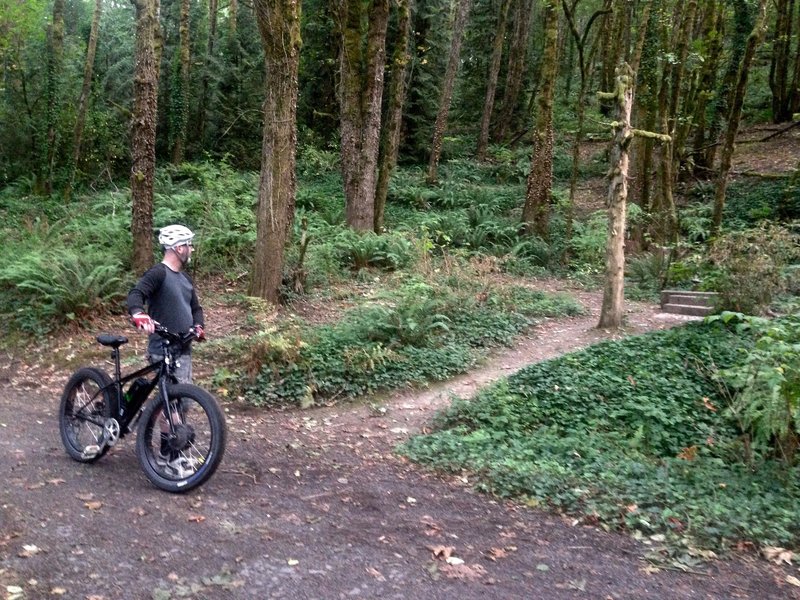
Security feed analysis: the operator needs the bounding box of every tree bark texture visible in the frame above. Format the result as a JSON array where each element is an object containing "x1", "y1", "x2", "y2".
[
  {"x1": 374, "y1": 0, "x2": 413, "y2": 233},
  {"x1": 598, "y1": 64, "x2": 635, "y2": 330},
  {"x1": 521, "y1": 0, "x2": 558, "y2": 238},
  {"x1": 712, "y1": 0, "x2": 769, "y2": 234},
  {"x1": 494, "y1": 0, "x2": 533, "y2": 142},
  {"x1": 476, "y1": 0, "x2": 511, "y2": 161},
  {"x1": 171, "y1": 0, "x2": 191, "y2": 165},
  {"x1": 336, "y1": 0, "x2": 390, "y2": 230},
  {"x1": 250, "y1": 0, "x2": 302, "y2": 304},
  {"x1": 44, "y1": 0, "x2": 65, "y2": 193},
  {"x1": 197, "y1": 0, "x2": 218, "y2": 145},
  {"x1": 68, "y1": 0, "x2": 103, "y2": 199},
  {"x1": 427, "y1": 0, "x2": 472, "y2": 184},
  {"x1": 769, "y1": 0, "x2": 796, "y2": 122},
  {"x1": 130, "y1": 0, "x2": 161, "y2": 275}
]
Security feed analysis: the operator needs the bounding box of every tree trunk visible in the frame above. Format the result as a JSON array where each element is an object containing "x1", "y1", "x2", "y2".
[
  {"x1": 197, "y1": 0, "x2": 218, "y2": 145},
  {"x1": 598, "y1": 63, "x2": 635, "y2": 330},
  {"x1": 130, "y1": 0, "x2": 161, "y2": 275},
  {"x1": 712, "y1": 0, "x2": 769, "y2": 235},
  {"x1": 521, "y1": 0, "x2": 558, "y2": 238},
  {"x1": 427, "y1": 0, "x2": 472, "y2": 184},
  {"x1": 67, "y1": 0, "x2": 103, "y2": 200},
  {"x1": 171, "y1": 0, "x2": 191, "y2": 164},
  {"x1": 44, "y1": 0, "x2": 65, "y2": 194},
  {"x1": 337, "y1": 0, "x2": 390, "y2": 231},
  {"x1": 495, "y1": 0, "x2": 534, "y2": 143},
  {"x1": 769, "y1": 0, "x2": 795, "y2": 123},
  {"x1": 705, "y1": 0, "x2": 751, "y2": 170},
  {"x1": 476, "y1": 0, "x2": 511, "y2": 161},
  {"x1": 374, "y1": 0, "x2": 413, "y2": 233},
  {"x1": 691, "y1": 0, "x2": 724, "y2": 176},
  {"x1": 563, "y1": 0, "x2": 612, "y2": 252},
  {"x1": 250, "y1": 0, "x2": 302, "y2": 304}
]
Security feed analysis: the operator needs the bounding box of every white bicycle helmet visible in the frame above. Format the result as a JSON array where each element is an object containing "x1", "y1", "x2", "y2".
[{"x1": 158, "y1": 224, "x2": 195, "y2": 249}]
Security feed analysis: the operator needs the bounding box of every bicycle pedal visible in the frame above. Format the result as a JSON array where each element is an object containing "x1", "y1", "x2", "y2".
[{"x1": 82, "y1": 445, "x2": 101, "y2": 459}]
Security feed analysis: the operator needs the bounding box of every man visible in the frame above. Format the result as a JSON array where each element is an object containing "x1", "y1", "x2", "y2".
[{"x1": 127, "y1": 223, "x2": 205, "y2": 382}]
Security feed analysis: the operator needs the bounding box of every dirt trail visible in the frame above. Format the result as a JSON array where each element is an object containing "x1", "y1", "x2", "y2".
[{"x1": 0, "y1": 290, "x2": 796, "y2": 600}]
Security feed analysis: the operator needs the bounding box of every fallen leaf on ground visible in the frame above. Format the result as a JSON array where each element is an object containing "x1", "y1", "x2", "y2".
[
  {"x1": 762, "y1": 546, "x2": 793, "y2": 565},
  {"x1": 787, "y1": 576, "x2": 800, "y2": 587},
  {"x1": 84, "y1": 501, "x2": 103, "y2": 511},
  {"x1": 366, "y1": 567, "x2": 385, "y2": 581},
  {"x1": 18, "y1": 544, "x2": 41, "y2": 558},
  {"x1": 187, "y1": 515, "x2": 206, "y2": 523},
  {"x1": 427, "y1": 545, "x2": 455, "y2": 560}
]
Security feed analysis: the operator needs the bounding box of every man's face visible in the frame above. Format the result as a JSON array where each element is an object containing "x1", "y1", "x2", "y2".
[{"x1": 175, "y1": 242, "x2": 193, "y2": 264}]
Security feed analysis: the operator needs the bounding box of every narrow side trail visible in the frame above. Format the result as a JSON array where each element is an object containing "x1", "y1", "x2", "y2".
[{"x1": 0, "y1": 290, "x2": 795, "y2": 600}]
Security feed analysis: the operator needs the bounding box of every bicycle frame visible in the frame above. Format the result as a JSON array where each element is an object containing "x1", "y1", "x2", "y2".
[{"x1": 101, "y1": 329, "x2": 193, "y2": 436}]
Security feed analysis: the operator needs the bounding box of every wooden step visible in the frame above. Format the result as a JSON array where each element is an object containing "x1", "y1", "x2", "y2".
[{"x1": 660, "y1": 290, "x2": 719, "y2": 308}]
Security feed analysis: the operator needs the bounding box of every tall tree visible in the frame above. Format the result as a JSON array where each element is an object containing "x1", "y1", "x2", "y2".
[
  {"x1": 44, "y1": 0, "x2": 65, "y2": 193},
  {"x1": 494, "y1": 0, "x2": 534, "y2": 142},
  {"x1": 769, "y1": 0, "x2": 796, "y2": 123},
  {"x1": 427, "y1": 0, "x2": 472, "y2": 184},
  {"x1": 374, "y1": 0, "x2": 413, "y2": 233},
  {"x1": 561, "y1": 0, "x2": 611, "y2": 250},
  {"x1": 335, "y1": 0, "x2": 390, "y2": 230},
  {"x1": 171, "y1": 0, "x2": 191, "y2": 164},
  {"x1": 250, "y1": 0, "x2": 302, "y2": 304},
  {"x1": 130, "y1": 0, "x2": 162, "y2": 274},
  {"x1": 67, "y1": 0, "x2": 103, "y2": 199},
  {"x1": 597, "y1": 63, "x2": 669, "y2": 329},
  {"x1": 712, "y1": 0, "x2": 769, "y2": 234},
  {"x1": 521, "y1": 0, "x2": 558, "y2": 237},
  {"x1": 476, "y1": 0, "x2": 511, "y2": 161},
  {"x1": 197, "y1": 0, "x2": 218, "y2": 145}
]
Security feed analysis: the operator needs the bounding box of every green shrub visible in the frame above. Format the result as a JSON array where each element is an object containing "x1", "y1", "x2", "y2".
[{"x1": 401, "y1": 321, "x2": 800, "y2": 552}]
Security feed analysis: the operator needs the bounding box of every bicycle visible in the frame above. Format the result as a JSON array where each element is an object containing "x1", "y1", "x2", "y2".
[{"x1": 58, "y1": 325, "x2": 227, "y2": 493}]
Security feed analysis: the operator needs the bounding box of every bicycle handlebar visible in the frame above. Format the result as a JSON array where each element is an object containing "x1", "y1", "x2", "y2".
[{"x1": 153, "y1": 324, "x2": 201, "y2": 345}]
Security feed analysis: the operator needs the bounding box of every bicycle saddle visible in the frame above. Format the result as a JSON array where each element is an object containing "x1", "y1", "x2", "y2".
[{"x1": 96, "y1": 334, "x2": 128, "y2": 348}]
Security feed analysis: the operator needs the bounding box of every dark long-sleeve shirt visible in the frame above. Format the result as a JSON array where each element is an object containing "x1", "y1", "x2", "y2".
[{"x1": 127, "y1": 263, "x2": 204, "y2": 356}]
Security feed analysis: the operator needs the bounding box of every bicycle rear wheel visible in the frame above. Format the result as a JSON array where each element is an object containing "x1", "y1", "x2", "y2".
[
  {"x1": 59, "y1": 367, "x2": 113, "y2": 463},
  {"x1": 135, "y1": 383, "x2": 226, "y2": 493}
]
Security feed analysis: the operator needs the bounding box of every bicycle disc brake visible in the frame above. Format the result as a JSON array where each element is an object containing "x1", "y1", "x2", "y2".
[{"x1": 102, "y1": 418, "x2": 121, "y2": 447}]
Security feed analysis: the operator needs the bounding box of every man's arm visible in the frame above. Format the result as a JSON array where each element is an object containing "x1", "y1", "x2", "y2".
[{"x1": 127, "y1": 264, "x2": 166, "y2": 316}]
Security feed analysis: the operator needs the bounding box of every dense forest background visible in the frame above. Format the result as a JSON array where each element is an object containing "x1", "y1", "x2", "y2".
[{"x1": 0, "y1": 0, "x2": 798, "y2": 326}]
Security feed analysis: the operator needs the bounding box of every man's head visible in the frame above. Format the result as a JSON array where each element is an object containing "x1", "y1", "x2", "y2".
[{"x1": 158, "y1": 224, "x2": 195, "y2": 266}]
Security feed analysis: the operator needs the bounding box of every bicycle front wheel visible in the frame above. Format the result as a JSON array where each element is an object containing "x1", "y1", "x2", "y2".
[
  {"x1": 135, "y1": 383, "x2": 226, "y2": 493},
  {"x1": 59, "y1": 367, "x2": 113, "y2": 463}
]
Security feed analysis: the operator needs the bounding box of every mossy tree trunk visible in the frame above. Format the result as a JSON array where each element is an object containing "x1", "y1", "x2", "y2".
[
  {"x1": 250, "y1": 0, "x2": 302, "y2": 304},
  {"x1": 712, "y1": 0, "x2": 769, "y2": 235},
  {"x1": 770, "y1": 0, "x2": 796, "y2": 123},
  {"x1": 494, "y1": 0, "x2": 534, "y2": 143},
  {"x1": 336, "y1": 0, "x2": 390, "y2": 230},
  {"x1": 130, "y1": 0, "x2": 161, "y2": 275},
  {"x1": 427, "y1": 0, "x2": 472, "y2": 184},
  {"x1": 374, "y1": 0, "x2": 413, "y2": 233},
  {"x1": 197, "y1": 0, "x2": 218, "y2": 146},
  {"x1": 44, "y1": 0, "x2": 65, "y2": 194},
  {"x1": 67, "y1": 0, "x2": 103, "y2": 200},
  {"x1": 171, "y1": 0, "x2": 191, "y2": 165},
  {"x1": 521, "y1": 0, "x2": 558, "y2": 238},
  {"x1": 476, "y1": 0, "x2": 511, "y2": 161}
]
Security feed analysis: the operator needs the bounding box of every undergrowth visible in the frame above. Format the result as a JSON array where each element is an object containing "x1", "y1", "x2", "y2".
[
  {"x1": 400, "y1": 319, "x2": 800, "y2": 555},
  {"x1": 234, "y1": 276, "x2": 583, "y2": 407}
]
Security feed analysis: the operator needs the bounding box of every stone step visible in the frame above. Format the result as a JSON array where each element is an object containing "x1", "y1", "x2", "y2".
[
  {"x1": 660, "y1": 290, "x2": 719, "y2": 309},
  {"x1": 662, "y1": 303, "x2": 715, "y2": 317},
  {"x1": 666, "y1": 294, "x2": 717, "y2": 307}
]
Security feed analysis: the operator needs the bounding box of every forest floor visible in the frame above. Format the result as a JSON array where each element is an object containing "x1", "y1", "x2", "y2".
[
  {"x1": 2, "y1": 285, "x2": 798, "y2": 600},
  {"x1": 1, "y1": 127, "x2": 799, "y2": 599}
]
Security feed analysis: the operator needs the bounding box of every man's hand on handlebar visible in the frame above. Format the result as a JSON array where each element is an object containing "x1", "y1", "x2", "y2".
[
  {"x1": 193, "y1": 324, "x2": 206, "y2": 342},
  {"x1": 131, "y1": 312, "x2": 156, "y2": 334}
]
